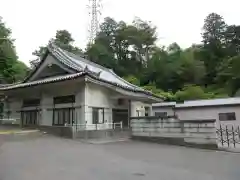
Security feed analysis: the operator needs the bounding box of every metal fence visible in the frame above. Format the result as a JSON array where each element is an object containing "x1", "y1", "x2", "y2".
[
  {"x1": 68, "y1": 122, "x2": 130, "y2": 139},
  {"x1": 0, "y1": 118, "x2": 19, "y2": 125},
  {"x1": 69, "y1": 122, "x2": 123, "y2": 132},
  {"x1": 216, "y1": 125, "x2": 240, "y2": 148}
]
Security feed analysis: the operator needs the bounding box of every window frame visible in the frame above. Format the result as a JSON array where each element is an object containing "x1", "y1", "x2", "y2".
[
  {"x1": 22, "y1": 99, "x2": 40, "y2": 107},
  {"x1": 92, "y1": 107, "x2": 104, "y2": 124},
  {"x1": 52, "y1": 108, "x2": 75, "y2": 126},
  {"x1": 219, "y1": 112, "x2": 236, "y2": 121},
  {"x1": 53, "y1": 95, "x2": 75, "y2": 105},
  {"x1": 144, "y1": 106, "x2": 150, "y2": 117},
  {"x1": 155, "y1": 112, "x2": 168, "y2": 118}
]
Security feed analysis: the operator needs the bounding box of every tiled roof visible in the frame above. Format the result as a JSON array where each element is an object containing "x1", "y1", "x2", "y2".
[
  {"x1": 49, "y1": 43, "x2": 145, "y2": 92},
  {"x1": 0, "y1": 43, "x2": 162, "y2": 100},
  {"x1": 0, "y1": 72, "x2": 86, "y2": 90}
]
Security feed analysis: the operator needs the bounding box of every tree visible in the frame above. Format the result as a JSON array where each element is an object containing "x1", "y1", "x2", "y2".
[
  {"x1": 0, "y1": 17, "x2": 28, "y2": 83},
  {"x1": 55, "y1": 30, "x2": 73, "y2": 45},
  {"x1": 175, "y1": 85, "x2": 210, "y2": 101},
  {"x1": 201, "y1": 13, "x2": 227, "y2": 84},
  {"x1": 31, "y1": 30, "x2": 83, "y2": 67},
  {"x1": 177, "y1": 47, "x2": 206, "y2": 85},
  {"x1": 225, "y1": 25, "x2": 240, "y2": 56},
  {"x1": 217, "y1": 55, "x2": 240, "y2": 95},
  {"x1": 32, "y1": 46, "x2": 47, "y2": 59},
  {"x1": 12, "y1": 61, "x2": 29, "y2": 82},
  {"x1": 123, "y1": 75, "x2": 140, "y2": 86}
]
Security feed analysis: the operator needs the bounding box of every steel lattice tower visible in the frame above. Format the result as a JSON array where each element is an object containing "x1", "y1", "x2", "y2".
[{"x1": 88, "y1": 0, "x2": 101, "y2": 44}]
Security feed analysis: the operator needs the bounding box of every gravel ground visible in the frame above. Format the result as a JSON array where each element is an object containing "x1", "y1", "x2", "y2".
[{"x1": 0, "y1": 134, "x2": 240, "y2": 180}]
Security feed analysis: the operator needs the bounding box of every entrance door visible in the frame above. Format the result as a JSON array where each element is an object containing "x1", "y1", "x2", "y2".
[
  {"x1": 21, "y1": 110, "x2": 39, "y2": 127},
  {"x1": 112, "y1": 109, "x2": 128, "y2": 127}
]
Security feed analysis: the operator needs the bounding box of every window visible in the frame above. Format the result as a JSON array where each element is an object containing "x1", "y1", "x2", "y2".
[
  {"x1": 219, "y1": 112, "x2": 236, "y2": 121},
  {"x1": 53, "y1": 108, "x2": 75, "y2": 125},
  {"x1": 21, "y1": 110, "x2": 38, "y2": 126},
  {"x1": 145, "y1": 107, "x2": 150, "y2": 116},
  {"x1": 53, "y1": 95, "x2": 75, "y2": 104},
  {"x1": 23, "y1": 99, "x2": 40, "y2": 107},
  {"x1": 92, "y1": 108, "x2": 104, "y2": 124},
  {"x1": 155, "y1": 112, "x2": 168, "y2": 118}
]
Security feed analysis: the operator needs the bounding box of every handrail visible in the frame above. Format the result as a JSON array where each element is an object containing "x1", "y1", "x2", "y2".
[{"x1": 67, "y1": 122, "x2": 123, "y2": 130}]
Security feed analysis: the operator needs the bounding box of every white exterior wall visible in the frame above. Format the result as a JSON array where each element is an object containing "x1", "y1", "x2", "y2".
[
  {"x1": 2, "y1": 84, "x2": 85, "y2": 126},
  {"x1": 41, "y1": 85, "x2": 85, "y2": 126},
  {"x1": 76, "y1": 88, "x2": 85, "y2": 125},
  {"x1": 176, "y1": 106, "x2": 240, "y2": 127},
  {"x1": 130, "y1": 101, "x2": 152, "y2": 117},
  {"x1": 41, "y1": 94, "x2": 53, "y2": 126},
  {"x1": 152, "y1": 106, "x2": 175, "y2": 116},
  {"x1": 85, "y1": 83, "x2": 113, "y2": 125}
]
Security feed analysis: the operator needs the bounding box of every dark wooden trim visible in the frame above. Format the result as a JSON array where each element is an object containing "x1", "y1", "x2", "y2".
[
  {"x1": 130, "y1": 115, "x2": 177, "y2": 120},
  {"x1": 47, "y1": 105, "x2": 81, "y2": 111},
  {"x1": 16, "y1": 109, "x2": 42, "y2": 113}
]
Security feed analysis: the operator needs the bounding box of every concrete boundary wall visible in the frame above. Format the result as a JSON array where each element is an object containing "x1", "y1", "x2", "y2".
[
  {"x1": 39, "y1": 126, "x2": 73, "y2": 138},
  {"x1": 73, "y1": 128, "x2": 130, "y2": 139},
  {"x1": 131, "y1": 117, "x2": 217, "y2": 149}
]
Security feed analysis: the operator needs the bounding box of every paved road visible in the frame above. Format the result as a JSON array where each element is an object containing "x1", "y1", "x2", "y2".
[{"x1": 0, "y1": 134, "x2": 240, "y2": 180}]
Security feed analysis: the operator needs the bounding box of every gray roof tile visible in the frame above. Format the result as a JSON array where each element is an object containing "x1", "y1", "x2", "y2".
[{"x1": 0, "y1": 43, "x2": 162, "y2": 100}]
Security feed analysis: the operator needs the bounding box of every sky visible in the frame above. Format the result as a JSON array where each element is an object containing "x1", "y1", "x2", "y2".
[{"x1": 1, "y1": 0, "x2": 240, "y2": 65}]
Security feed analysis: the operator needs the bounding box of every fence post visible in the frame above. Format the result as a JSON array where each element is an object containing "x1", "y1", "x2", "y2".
[
  {"x1": 226, "y1": 126, "x2": 229, "y2": 147},
  {"x1": 180, "y1": 122, "x2": 184, "y2": 133},
  {"x1": 160, "y1": 117, "x2": 162, "y2": 128},
  {"x1": 238, "y1": 126, "x2": 240, "y2": 140},
  {"x1": 232, "y1": 125, "x2": 236, "y2": 148},
  {"x1": 220, "y1": 124, "x2": 224, "y2": 146}
]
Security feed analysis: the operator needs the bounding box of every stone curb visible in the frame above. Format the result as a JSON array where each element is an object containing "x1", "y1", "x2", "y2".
[
  {"x1": 79, "y1": 138, "x2": 130, "y2": 144},
  {"x1": 0, "y1": 130, "x2": 40, "y2": 135},
  {"x1": 217, "y1": 147, "x2": 240, "y2": 154}
]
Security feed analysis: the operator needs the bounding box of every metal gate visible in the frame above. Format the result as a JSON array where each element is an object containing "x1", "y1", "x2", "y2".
[{"x1": 216, "y1": 125, "x2": 240, "y2": 148}]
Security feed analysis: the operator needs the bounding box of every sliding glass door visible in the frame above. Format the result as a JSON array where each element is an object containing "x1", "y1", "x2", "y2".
[
  {"x1": 53, "y1": 108, "x2": 75, "y2": 126},
  {"x1": 21, "y1": 110, "x2": 39, "y2": 126}
]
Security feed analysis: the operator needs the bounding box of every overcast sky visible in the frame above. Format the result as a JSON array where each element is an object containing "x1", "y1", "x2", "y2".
[{"x1": 1, "y1": 0, "x2": 240, "y2": 65}]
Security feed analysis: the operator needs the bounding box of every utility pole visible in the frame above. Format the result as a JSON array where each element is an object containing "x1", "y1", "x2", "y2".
[{"x1": 88, "y1": 0, "x2": 102, "y2": 44}]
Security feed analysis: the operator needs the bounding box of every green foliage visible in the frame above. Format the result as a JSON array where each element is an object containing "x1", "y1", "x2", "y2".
[
  {"x1": 123, "y1": 75, "x2": 140, "y2": 86},
  {"x1": 85, "y1": 13, "x2": 240, "y2": 101},
  {"x1": 4, "y1": 12, "x2": 240, "y2": 101},
  {"x1": 31, "y1": 30, "x2": 83, "y2": 67},
  {"x1": 201, "y1": 13, "x2": 227, "y2": 84},
  {"x1": 216, "y1": 55, "x2": 240, "y2": 95},
  {"x1": 0, "y1": 17, "x2": 28, "y2": 83},
  {"x1": 175, "y1": 85, "x2": 210, "y2": 101}
]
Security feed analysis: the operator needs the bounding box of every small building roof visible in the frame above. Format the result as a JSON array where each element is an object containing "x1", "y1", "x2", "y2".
[
  {"x1": 175, "y1": 98, "x2": 240, "y2": 108},
  {"x1": 153, "y1": 98, "x2": 240, "y2": 108},
  {"x1": 153, "y1": 102, "x2": 176, "y2": 107}
]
